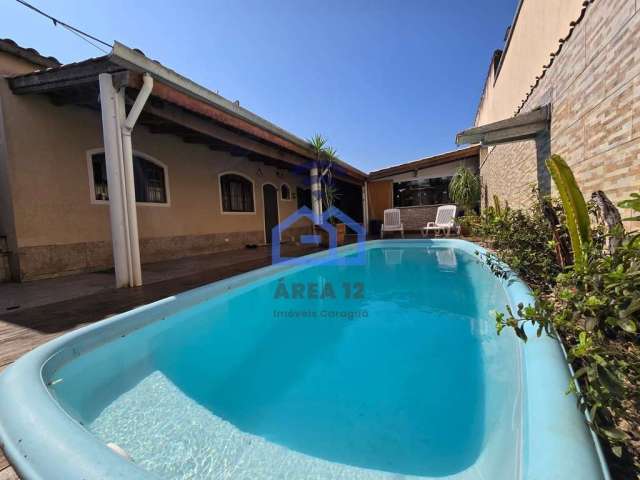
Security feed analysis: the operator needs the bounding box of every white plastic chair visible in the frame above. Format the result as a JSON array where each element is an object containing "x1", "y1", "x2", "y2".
[
  {"x1": 421, "y1": 205, "x2": 457, "y2": 237},
  {"x1": 381, "y1": 209, "x2": 404, "y2": 238}
]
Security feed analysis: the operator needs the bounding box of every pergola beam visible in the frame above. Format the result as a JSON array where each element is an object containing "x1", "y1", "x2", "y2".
[
  {"x1": 456, "y1": 104, "x2": 552, "y2": 195},
  {"x1": 455, "y1": 104, "x2": 551, "y2": 146},
  {"x1": 481, "y1": 121, "x2": 549, "y2": 145}
]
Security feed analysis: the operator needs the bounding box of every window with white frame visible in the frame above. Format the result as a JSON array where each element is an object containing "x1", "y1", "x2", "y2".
[
  {"x1": 220, "y1": 173, "x2": 255, "y2": 212},
  {"x1": 90, "y1": 152, "x2": 168, "y2": 203}
]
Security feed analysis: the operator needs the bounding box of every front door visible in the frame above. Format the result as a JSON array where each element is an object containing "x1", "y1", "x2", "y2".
[{"x1": 263, "y1": 184, "x2": 279, "y2": 244}]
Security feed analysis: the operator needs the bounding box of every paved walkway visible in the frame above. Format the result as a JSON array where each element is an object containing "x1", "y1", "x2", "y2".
[{"x1": 0, "y1": 243, "x2": 321, "y2": 479}]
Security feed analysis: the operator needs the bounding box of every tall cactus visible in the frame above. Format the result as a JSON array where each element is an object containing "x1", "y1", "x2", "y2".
[
  {"x1": 546, "y1": 154, "x2": 591, "y2": 270},
  {"x1": 492, "y1": 194, "x2": 502, "y2": 215}
]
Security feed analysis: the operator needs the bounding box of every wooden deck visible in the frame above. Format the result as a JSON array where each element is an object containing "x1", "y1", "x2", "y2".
[{"x1": 0, "y1": 243, "x2": 321, "y2": 479}]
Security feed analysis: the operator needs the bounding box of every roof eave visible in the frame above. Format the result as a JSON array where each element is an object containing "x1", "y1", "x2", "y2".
[
  {"x1": 7, "y1": 42, "x2": 366, "y2": 182},
  {"x1": 110, "y1": 42, "x2": 367, "y2": 180},
  {"x1": 0, "y1": 38, "x2": 61, "y2": 69},
  {"x1": 368, "y1": 144, "x2": 481, "y2": 181},
  {"x1": 110, "y1": 43, "x2": 308, "y2": 151}
]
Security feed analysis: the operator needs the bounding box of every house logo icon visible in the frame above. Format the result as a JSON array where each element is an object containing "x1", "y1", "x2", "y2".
[{"x1": 272, "y1": 206, "x2": 366, "y2": 266}]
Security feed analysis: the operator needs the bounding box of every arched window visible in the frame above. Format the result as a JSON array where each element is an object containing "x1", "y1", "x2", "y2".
[
  {"x1": 90, "y1": 151, "x2": 168, "y2": 203},
  {"x1": 281, "y1": 183, "x2": 291, "y2": 200},
  {"x1": 134, "y1": 156, "x2": 167, "y2": 203},
  {"x1": 220, "y1": 173, "x2": 255, "y2": 212}
]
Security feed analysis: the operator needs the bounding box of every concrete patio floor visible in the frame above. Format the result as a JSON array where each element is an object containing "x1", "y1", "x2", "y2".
[
  {"x1": 0, "y1": 244, "x2": 323, "y2": 312},
  {"x1": 0, "y1": 242, "x2": 324, "y2": 479}
]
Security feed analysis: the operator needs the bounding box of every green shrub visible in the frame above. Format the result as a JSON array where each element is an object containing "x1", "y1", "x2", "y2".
[
  {"x1": 494, "y1": 234, "x2": 640, "y2": 459},
  {"x1": 482, "y1": 188, "x2": 640, "y2": 472},
  {"x1": 471, "y1": 192, "x2": 561, "y2": 289},
  {"x1": 618, "y1": 193, "x2": 640, "y2": 222}
]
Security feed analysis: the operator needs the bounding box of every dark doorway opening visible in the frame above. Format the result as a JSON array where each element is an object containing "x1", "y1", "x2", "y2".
[
  {"x1": 263, "y1": 184, "x2": 279, "y2": 244},
  {"x1": 333, "y1": 179, "x2": 363, "y2": 233}
]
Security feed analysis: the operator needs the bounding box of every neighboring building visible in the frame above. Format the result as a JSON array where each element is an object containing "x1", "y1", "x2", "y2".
[
  {"x1": 367, "y1": 145, "x2": 480, "y2": 232},
  {"x1": 0, "y1": 39, "x2": 366, "y2": 283},
  {"x1": 457, "y1": 0, "x2": 640, "y2": 221}
]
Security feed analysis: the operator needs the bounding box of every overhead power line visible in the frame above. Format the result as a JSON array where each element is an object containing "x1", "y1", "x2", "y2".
[{"x1": 14, "y1": 0, "x2": 112, "y2": 54}]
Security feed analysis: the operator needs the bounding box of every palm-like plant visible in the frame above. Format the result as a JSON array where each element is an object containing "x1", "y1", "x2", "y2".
[
  {"x1": 308, "y1": 134, "x2": 327, "y2": 161},
  {"x1": 306, "y1": 134, "x2": 341, "y2": 213},
  {"x1": 321, "y1": 146, "x2": 341, "y2": 210},
  {"x1": 546, "y1": 154, "x2": 591, "y2": 271},
  {"x1": 449, "y1": 166, "x2": 481, "y2": 213}
]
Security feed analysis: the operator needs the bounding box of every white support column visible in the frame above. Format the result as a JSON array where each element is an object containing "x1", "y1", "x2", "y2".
[
  {"x1": 310, "y1": 162, "x2": 322, "y2": 224},
  {"x1": 99, "y1": 73, "x2": 153, "y2": 288},
  {"x1": 99, "y1": 73, "x2": 131, "y2": 288}
]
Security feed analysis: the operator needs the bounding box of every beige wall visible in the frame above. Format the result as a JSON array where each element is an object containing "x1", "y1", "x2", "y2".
[
  {"x1": 0, "y1": 51, "x2": 40, "y2": 77},
  {"x1": 0, "y1": 79, "x2": 313, "y2": 279},
  {"x1": 480, "y1": 0, "x2": 640, "y2": 227},
  {"x1": 0, "y1": 52, "x2": 35, "y2": 278},
  {"x1": 476, "y1": 0, "x2": 584, "y2": 126}
]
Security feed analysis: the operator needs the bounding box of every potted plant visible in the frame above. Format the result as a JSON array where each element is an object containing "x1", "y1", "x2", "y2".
[{"x1": 449, "y1": 166, "x2": 481, "y2": 235}]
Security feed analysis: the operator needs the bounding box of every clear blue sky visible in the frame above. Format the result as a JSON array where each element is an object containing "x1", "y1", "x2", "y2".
[{"x1": 2, "y1": 0, "x2": 517, "y2": 172}]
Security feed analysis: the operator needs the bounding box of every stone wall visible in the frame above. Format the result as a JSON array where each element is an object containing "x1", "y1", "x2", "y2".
[
  {"x1": 481, "y1": 140, "x2": 538, "y2": 209},
  {"x1": 17, "y1": 226, "x2": 312, "y2": 281},
  {"x1": 398, "y1": 205, "x2": 439, "y2": 232},
  {"x1": 481, "y1": 0, "x2": 640, "y2": 222}
]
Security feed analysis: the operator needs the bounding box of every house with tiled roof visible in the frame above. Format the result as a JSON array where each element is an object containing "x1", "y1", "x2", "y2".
[{"x1": 0, "y1": 39, "x2": 367, "y2": 284}]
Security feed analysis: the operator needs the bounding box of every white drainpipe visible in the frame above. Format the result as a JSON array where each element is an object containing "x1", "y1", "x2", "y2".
[{"x1": 121, "y1": 73, "x2": 153, "y2": 287}]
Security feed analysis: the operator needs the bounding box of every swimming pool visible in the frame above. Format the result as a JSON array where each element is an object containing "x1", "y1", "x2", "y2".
[{"x1": 0, "y1": 240, "x2": 608, "y2": 479}]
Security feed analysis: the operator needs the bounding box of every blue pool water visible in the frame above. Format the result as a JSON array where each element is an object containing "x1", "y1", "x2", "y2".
[{"x1": 50, "y1": 245, "x2": 522, "y2": 479}]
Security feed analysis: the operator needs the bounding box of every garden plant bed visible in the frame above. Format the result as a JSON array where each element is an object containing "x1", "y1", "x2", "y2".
[{"x1": 463, "y1": 171, "x2": 640, "y2": 480}]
